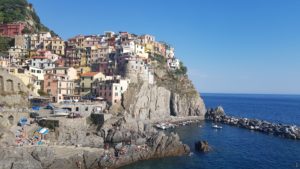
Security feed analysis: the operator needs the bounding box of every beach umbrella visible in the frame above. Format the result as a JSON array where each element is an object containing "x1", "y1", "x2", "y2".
[
  {"x1": 19, "y1": 117, "x2": 28, "y2": 126},
  {"x1": 39, "y1": 128, "x2": 49, "y2": 135}
]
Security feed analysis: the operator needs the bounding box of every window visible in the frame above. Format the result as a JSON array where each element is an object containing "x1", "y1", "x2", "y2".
[
  {"x1": 76, "y1": 107, "x2": 79, "y2": 111},
  {"x1": 91, "y1": 77, "x2": 93, "y2": 80},
  {"x1": 33, "y1": 63, "x2": 35, "y2": 66},
  {"x1": 115, "y1": 92, "x2": 118, "y2": 96},
  {"x1": 37, "y1": 70, "x2": 41, "y2": 73},
  {"x1": 48, "y1": 82, "x2": 50, "y2": 86},
  {"x1": 59, "y1": 89, "x2": 61, "y2": 94},
  {"x1": 115, "y1": 86, "x2": 117, "y2": 90},
  {"x1": 99, "y1": 92, "x2": 102, "y2": 96},
  {"x1": 47, "y1": 89, "x2": 51, "y2": 94},
  {"x1": 85, "y1": 107, "x2": 88, "y2": 111},
  {"x1": 109, "y1": 92, "x2": 111, "y2": 96}
]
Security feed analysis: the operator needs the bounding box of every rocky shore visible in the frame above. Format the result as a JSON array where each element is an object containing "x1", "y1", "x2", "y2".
[
  {"x1": 0, "y1": 131, "x2": 189, "y2": 169},
  {"x1": 0, "y1": 112, "x2": 193, "y2": 169},
  {"x1": 206, "y1": 106, "x2": 300, "y2": 140}
]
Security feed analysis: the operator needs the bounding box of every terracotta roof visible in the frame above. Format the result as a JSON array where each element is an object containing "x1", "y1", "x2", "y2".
[
  {"x1": 81, "y1": 72, "x2": 99, "y2": 77},
  {"x1": 31, "y1": 56, "x2": 46, "y2": 59}
]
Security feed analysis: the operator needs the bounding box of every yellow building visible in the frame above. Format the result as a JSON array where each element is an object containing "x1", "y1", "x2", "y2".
[
  {"x1": 80, "y1": 50, "x2": 88, "y2": 66},
  {"x1": 145, "y1": 43, "x2": 154, "y2": 54},
  {"x1": 77, "y1": 66, "x2": 91, "y2": 75},
  {"x1": 80, "y1": 72, "x2": 105, "y2": 94},
  {"x1": 9, "y1": 67, "x2": 38, "y2": 94},
  {"x1": 44, "y1": 37, "x2": 65, "y2": 56}
]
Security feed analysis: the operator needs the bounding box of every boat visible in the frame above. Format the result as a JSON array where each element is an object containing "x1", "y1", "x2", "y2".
[
  {"x1": 52, "y1": 109, "x2": 70, "y2": 116},
  {"x1": 212, "y1": 124, "x2": 222, "y2": 129},
  {"x1": 155, "y1": 123, "x2": 167, "y2": 130}
]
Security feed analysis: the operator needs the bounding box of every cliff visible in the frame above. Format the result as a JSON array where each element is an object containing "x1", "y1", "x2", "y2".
[{"x1": 110, "y1": 55, "x2": 206, "y2": 121}]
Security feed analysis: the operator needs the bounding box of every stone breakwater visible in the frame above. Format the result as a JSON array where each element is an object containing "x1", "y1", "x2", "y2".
[{"x1": 205, "y1": 106, "x2": 300, "y2": 140}]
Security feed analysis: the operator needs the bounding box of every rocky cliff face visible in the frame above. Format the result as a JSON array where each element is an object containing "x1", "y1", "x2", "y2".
[
  {"x1": 0, "y1": 131, "x2": 189, "y2": 169},
  {"x1": 111, "y1": 60, "x2": 206, "y2": 121}
]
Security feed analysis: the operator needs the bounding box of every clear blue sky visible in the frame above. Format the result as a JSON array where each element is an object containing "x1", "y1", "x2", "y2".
[{"x1": 28, "y1": 0, "x2": 300, "y2": 95}]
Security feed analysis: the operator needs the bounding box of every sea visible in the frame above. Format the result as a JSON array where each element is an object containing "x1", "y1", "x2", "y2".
[{"x1": 121, "y1": 93, "x2": 300, "y2": 169}]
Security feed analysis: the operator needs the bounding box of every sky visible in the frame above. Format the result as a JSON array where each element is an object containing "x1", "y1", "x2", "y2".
[{"x1": 28, "y1": 0, "x2": 300, "y2": 95}]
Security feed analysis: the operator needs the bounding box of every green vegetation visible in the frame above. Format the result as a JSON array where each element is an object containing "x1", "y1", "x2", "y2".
[
  {"x1": 0, "y1": 0, "x2": 28, "y2": 23},
  {"x1": 38, "y1": 89, "x2": 48, "y2": 96},
  {"x1": 0, "y1": 37, "x2": 14, "y2": 52},
  {"x1": 152, "y1": 53, "x2": 167, "y2": 64},
  {"x1": 0, "y1": 0, "x2": 56, "y2": 34},
  {"x1": 175, "y1": 61, "x2": 187, "y2": 75}
]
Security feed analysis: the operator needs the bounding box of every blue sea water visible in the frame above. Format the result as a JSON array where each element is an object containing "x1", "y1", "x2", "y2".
[{"x1": 121, "y1": 93, "x2": 300, "y2": 169}]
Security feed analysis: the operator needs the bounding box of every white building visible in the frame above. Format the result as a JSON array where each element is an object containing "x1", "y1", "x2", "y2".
[
  {"x1": 122, "y1": 41, "x2": 135, "y2": 54},
  {"x1": 8, "y1": 46, "x2": 27, "y2": 59},
  {"x1": 29, "y1": 56, "x2": 55, "y2": 69},
  {"x1": 166, "y1": 47, "x2": 175, "y2": 58},
  {"x1": 167, "y1": 58, "x2": 180, "y2": 70},
  {"x1": 139, "y1": 34, "x2": 155, "y2": 44},
  {"x1": 134, "y1": 43, "x2": 148, "y2": 59}
]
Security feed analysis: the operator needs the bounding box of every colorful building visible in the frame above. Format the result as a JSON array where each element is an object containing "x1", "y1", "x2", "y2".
[
  {"x1": 80, "y1": 72, "x2": 105, "y2": 93},
  {"x1": 0, "y1": 22, "x2": 25, "y2": 37},
  {"x1": 43, "y1": 73, "x2": 75, "y2": 103},
  {"x1": 95, "y1": 78, "x2": 130, "y2": 104}
]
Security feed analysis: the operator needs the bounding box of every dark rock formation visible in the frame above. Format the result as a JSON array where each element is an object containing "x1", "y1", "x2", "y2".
[
  {"x1": 206, "y1": 106, "x2": 300, "y2": 140},
  {"x1": 195, "y1": 140, "x2": 211, "y2": 152}
]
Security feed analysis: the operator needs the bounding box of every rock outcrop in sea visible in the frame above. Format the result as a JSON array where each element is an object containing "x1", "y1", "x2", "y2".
[{"x1": 195, "y1": 140, "x2": 211, "y2": 153}]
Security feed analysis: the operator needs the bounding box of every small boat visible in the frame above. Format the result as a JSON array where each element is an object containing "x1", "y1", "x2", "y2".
[
  {"x1": 156, "y1": 124, "x2": 167, "y2": 130},
  {"x1": 52, "y1": 109, "x2": 70, "y2": 116},
  {"x1": 212, "y1": 124, "x2": 222, "y2": 129}
]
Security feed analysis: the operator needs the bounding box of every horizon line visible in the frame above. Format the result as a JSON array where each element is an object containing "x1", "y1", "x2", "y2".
[{"x1": 200, "y1": 92, "x2": 300, "y2": 96}]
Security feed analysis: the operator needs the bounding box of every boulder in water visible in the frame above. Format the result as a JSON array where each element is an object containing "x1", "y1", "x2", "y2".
[{"x1": 195, "y1": 140, "x2": 211, "y2": 152}]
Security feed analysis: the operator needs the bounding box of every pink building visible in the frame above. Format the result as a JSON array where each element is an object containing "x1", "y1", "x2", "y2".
[
  {"x1": 0, "y1": 22, "x2": 25, "y2": 37},
  {"x1": 95, "y1": 78, "x2": 130, "y2": 104},
  {"x1": 44, "y1": 73, "x2": 75, "y2": 103}
]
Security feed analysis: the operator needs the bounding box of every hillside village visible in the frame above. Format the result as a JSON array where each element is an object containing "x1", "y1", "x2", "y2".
[
  {"x1": 0, "y1": 2, "x2": 209, "y2": 168},
  {"x1": 0, "y1": 23, "x2": 185, "y2": 105}
]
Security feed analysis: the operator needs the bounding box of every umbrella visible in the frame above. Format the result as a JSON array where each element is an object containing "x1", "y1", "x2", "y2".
[{"x1": 39, "y1": 128, "x2": 49, "y2": 135}]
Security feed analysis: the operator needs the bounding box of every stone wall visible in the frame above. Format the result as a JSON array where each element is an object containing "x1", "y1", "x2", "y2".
[{"x1": 0, "y1": 69, "x2": 31, "y2": 107}]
